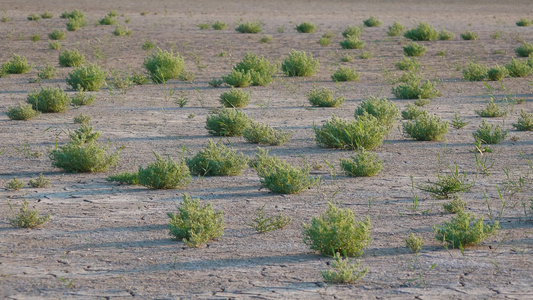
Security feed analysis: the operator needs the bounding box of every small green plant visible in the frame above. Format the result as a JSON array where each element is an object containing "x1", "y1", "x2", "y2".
[
  {"x1": 30, "y1": 34, "x2": 40, "y2": 42},
  {"x1": 259, "y1": 35, "x2": 273, "y2": 43},
  {"x1": 340, "y1": 149, "x2": 383, "y2": 177},
  {"x1": 403, "y1": 42, "x2": 426, "y2": 57},
  {"x1": 451, "y1": 113, "x2": 469, "y2": 129},
  {"x1": 107, "y1": 171, "x2": 139, "y2": 185},
  {"x1": 491, "y1": 30, "x2": 503, "y2": 39},
  {"x1": 359, "y1": 51, "x2": 372, "y2": 59},
  {"x1": 437, "y1": 50, "x2": 447, "y2": 57},
  {"x1": 107, "y1": 10, "x2": 118, "y2": 17},
  {"x1": 224, "y1": 52, "x2": 278, "y2": 87},
  {"x1": 66, "y1": 64, "x2": 106, "y2": 91},
  {"x1": 505, "y1": 58, "x2": 533, "y2": 77},
  {"x1": 354, "y1": 96, "x2": 399, "y2": 131},
  {"x1": 113, "y1": 24, "x2": 132, "y2": 36},
  {"x1": 222, "y1": 69, "x2": 252, "y2": 88},
  {"x1": 187, "y1": 140, "x2": 249, "y2": 176},
  {"x1": 197, "y1": 22, "x2": 210, "y2": 30},
  {"x1": 281, "y1": 50, "x2": 320, "y2": 77},
  {"x1": 277, "y1": 25, "x2": 284, "y2": 33},
  {"x1": 59, "y1": 49, "x2": 85, "y2": 67},
  {"x1": 401, "y1": 103, "x2": 428, "y2": 120},
  {"x1": 49, "y1": 41, "x2": 61, "y2": 50},
  {"x1": 168, "y1": 193, "x2": 224, "y2": 247},
  {"x1": 144, "y1": 48, "x2": 185, "y2": 83},
  {"x1": 131, "y1": 71, "x2": 148, "y2": 85},
  {"x1": 339, "y1": 36, "x2": 365, "y2": 49},
  {"x1": 205, "y1": 108, "x2": 252, "y2": 136},
  {"x1": 318, "y1": 37, "x2": 331, "y2": 46},
  {"x1": 28, "y1": 173, "x2": 51, "y2": 188},
  {"x1": 295, "y1": 22, "x2": 316, "y2": 33},
  {"x1": 303, "y1": 202, "x2": 371, "y2": 256},
  {"x1": 2, "y1": 54, "x2": 32, "y2": 74},
  {"x1": 73, "y1": 113, "x2": 91, "y2": 124},
  {"x1": 37, "y1": 64, "x2": 56, "y2": 79},
  {"x1": 418, "y1": 165, "x2": 473, "y2": 199},
  {"x1": 460, "y1": 30, "x2": 478, "y2": 40},
  {"x1": 405, "y1": 233, "x2": 424, "y2": 253},
  {"x1": 314, "y1": 114, "x2": 387, "y2": 150},
  {"x1": 438, "y1": 29, "x2": 454, "y2": 40},
  {"x1": 212, "y1": 20, "x2": 226, "y2": 30},
  {"x1": 61, "y1": 9, "x2": 85, "y2": 19},
  {"x1": 219, "y1": 88, "x2": 250, "y2": 108},
  {"x1": 387, "y1": 21, "x2": 405, "y2": 36},
  {"x1": 66, "y1": 16, "x2": 87, "y2": 31},
  {"x1": 235, "y1": 21, "x2": 263, "y2": 33},
  {"x1": 138, "y1": 153, "x2": 191, "y2": 189},
  {"x1": 71, "y1": 89, "x2": 96, "y2": 106},
  {"x1": 26, "y1": 87, "x2": 70, "y2": 113},
  {"x1": 142, "y1": 40, "x2": 155, "y2": 51},
  {"x1": 27, "y1": 13, "x2": 41, "y2": 21},
  {"x1": 208, "y1": 78, "x2": 223, "y2": 87},
  {"x1": 443, "y1": 196, "x2": 467, "y2": 214},
  {"x1": 50, "y1": 139, "x2": 120, "y2": 173},
  {"x1": 434, "y1": 211, "x2": 499, "y2": 248},
  {"x1": 516, "y1": 18, "x2": 532, "y2": 27},
  {"x1": 6, "y1": 103, "x2": 41, "y2": 120},
  {"x1": 8, "y1": 199, "x2": 50, "y2": 228},
  {"x1": 99, "y1": 14, "x2": 117, "y2": 25},
  {"x1": 331, "y1": 66, "x2": 360, "y2": 82},
  {"x1": 515, "y1": 42, "x2": 533, "y2": 57},
  {"x1": 246, "y1": 205, "x2": 292, "y2": 233},
  {"x1": 5, "y1": 177, "x2": 24, "y2": 190},
  {"x1": 512, "y1": 109, "x2": 533, "y2": 131},
  {"x1": 256, "y1": 156, "x2": 318, "y2": 194},
  {"x1": 363, "y1": 16, "x2": 381, "y2": 27},
  {"x1": 307, "y1": 87, "x2": 345, "y2": 107},
  {"x1": 342, "y1": 25, "x2": 362, "y2": 39},
  {"x1": 403, "y1": 113, "x2": 449, "y2": 141},
  {"x1": 69, "y1": 124, "x2": 100, "y2": 144},
  {"x1": 41, "y1": 12, "x2": 53, "y2": 19},
  {"x1": 475, "y1": 99, "x2": 508, "y2": 118},
  {"x1": 404, "y1": 22, "x2": 438, "y2": 41},
  {"x1": 321, "y1": 252, "x2": 368, "y2": 284},
  {"x1": 395, "y1": 57, "x2": 419, "y2": 71},
  {"x1": 472, "y1": 120, "x2": 508, "y2": 144},
  {"x1": 462, "y1": 62, "x2": 488, "y2": 81},
  {"x1": 340, "y1": 55, "x2": 354, "y2": 62},
  {"x1": 392, "y1": 77, "x2": 440, "y2": 99},
  {"x1": 487, "y1": 65, "x2": 509, "y2": 81},
  {"x1": 243, "y1": 122, "x2": 291, "y2": 146}
]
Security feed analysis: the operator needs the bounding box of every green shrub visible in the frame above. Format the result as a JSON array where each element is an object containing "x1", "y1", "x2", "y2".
[
  {"x1": 303, "y1": 202, "x2": 371, "y2": 257},
  {"x1": 66, "y1": 64, "x2": 106, "y2": 91},
  {"x1": 417, "y1": 165, "x2": 473, "y2": 199},
  {"x1": 35, "y1": 65, "x2": 54, "y2": 80},
  {"x1": 387, "y1": 21, "x2": 405, "y2": 36},
  {"x1": 219, "y1": 88, "x2": 250, "y2": 108},
  {"x1": 222, "y1": 69, "x2": 252, "y2": 87},
  {"x1": 487, "y1": 65, "x2": 509, "y2": 81},
  {"x1": 460, "y1": 30, "x2": 478, "y2": 40},
  {"x1": 212, "y1": 20, "x2": 226, "y2": 30},
  {"x1": 28, "y1": 173, "x2": 51, "y2": 188},
  {"x1": 26, "y1": 87, "x2": 70, "y2": 113},
  {"x1": 342, "y1": 25, "x2": 362, "y2": 38},
  {"x1": 392, "y1": 77, "x2": 440, "y2": 99},
  {"x1": 107, "y1": 10, "x2": 118, "y2": 17},
  {"x1": 515, "y1": 42, "x2": 533, "y2": 57},
  {"x1": 235, "y1": 21, "x2": 263, "y2": 33},
  {"x1": 138, "y1": 153, "x2": 190, "y2": 189},
  {"x1": 395, "y1": 57, "x2": 419, "y2": 71},
  {"x1": 443, "y1": 196, "x2": 467, "y2": 214},
  {"x1": 331, "y1": 66, "x2": 360, "y2": 82},
  {"x1": 226, "y1": 53, "x2": 278, "y2": 87},
  {"x1": 462, "y1": 62, "x2": 488, "y2": 81},
  {"x1": 255, "y1": 156, "x2": 318, "y2": 194},
  {"x1": 208, "y1": 78, "x2": 223, "y2": 87},
  {"x1": 318, "y1": 37, "x2": 331, "y2": 46},
  {"x1": 404, "y1": 22, "x2": 438, "y2": 41},
  {"x1": 246, "y1": 205, "x2": 292, "y2": 233},
  {"x1": 340, "y1": 55, "x2": 354, "y2": 62},
  {"x1": 142, "y1": 40, "x2": 155, "y2": 50},
  {"x1": 49, "y1": 41, "x2": 61, "y2": 50},
  {"x1": 7, "y1": 103, "x2": 41, "y2": 120},
  {"x1": 205, "y1": 108, "x2": 252, "y2": 136},
  {"x1": 243, "y1": 122, "x2": 291, "y2": 146},
  {"x1": 314, "y1": 114, "x2": 387, "y2": 150},
  {"x1": 512, "y1": 109, "x2": 533, "y2": 131},
  {"x1": 516, "y1": 18, "x2": 532, "y2": 27},
  {"x1": 59, "y1": 49, "x2": 85, "y2": 67},
  {"x1": 472, "y1": 120, "x2": 507, "y2": 144},
  {"x1": 307, "y1": 87, "x2": 345, "y2": 107},
  {"x1": 321, "y1": 252, "x2": 368, "y2": 284},
  {"x1": 27, "y1": 13, "x2": 40, "y2": 21},
  {"x1": 61, "y1": 9, "x2": 84, "y2": 19},
  {"x1": 401, "y1": 103, "x2": 428, "y2": 120},
  {"x1": 8, "y1": 199, "x2": 50, "y2": 229},
  {"x1": 281, "y1": 50, "x2": 320, "y2": 77},
  {"x1": 405, "y1": 234, "x2": 424, "y2": 253},
  {"x1": 50, "y1": 139, "x2": 120, "y2": 173},
  {"x1": 69, "y1": 124, "x2": 100, "y2": 145},
  {"x1": 107, "y1": 171, "x2": 139, "y2": 185},
  {"x1": 41, "y1": 12, "x2": 53, "y2": 19},
  {"x1": 168, "y1": 193, "x2": 224, "y2": 247},
  {"x1": 5, "y1": 177, "x2": 24, "y2": 190},
  {"x1": 187, "y1": 140, "x2": 249, "y2": 176},
  {"x1": 2, "y1": 54, "x2": 32, "y2": 74},
  {"x1": 403, "y1": 113, "x2": 448, "y2": 141},
  {"x1": 354, "y1": 96, "x2": 399, "y2": 131},
  {"x1": 144, "y1": 48, "x2": 185, "y2": 83},
  {"x1": 434, "y1": 211, "x2": 498, "y2": 248},
  {"x1": 438, "y1": 29, "x2": 454, "y2": 40},
  {"x1": 505, "y1": 58, "x2": 533, "y2": 77},
  {"x1": 475, "y1": 99, "x2": 508, "y2": 117},
  {"x1": 71, "y1": 90, "x2": 96, "y2": 106},
  {"x1": 340, "y1": 36, "x2": 365, "y2": 49},
  {"x1": 295, "y1": 22, "x2": 316, "y2": 33},
  {"x1": 113, "y1": 24, "x2": 132, "y2": 36},
  {"x1": 451, "y1": 113, "x2": 469, "y2": 129},
  {"x1": 259, "y1": 35, "x2": 273, "y2": 43},
  {"x1": 403, "y1": 42, "x2": 426, "y2": 57},
  {"x1": 363, "y1": 16, "x2": 381, "y2": 27},
  {"x1": 74, "y1": 113, "x2": 91, "y2": 124},
  {"x1": 99, "y1": 14, "x2": 117, "y2": 25},
  {"x1": 131, "y1": 71, "x2": 148, "y2": 85},
  {"x1": 30, "y1": 34, "x2": 41, "y2": 42},
  {"x1": 66, "y1": 16, "x2": 87, "y2": 31},
  {"x1": 340, "y1": 149, "x2": 382, "y2": 177}
]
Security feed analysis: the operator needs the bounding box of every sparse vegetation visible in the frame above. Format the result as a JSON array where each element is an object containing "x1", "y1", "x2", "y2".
[
  {"x1": 405, "y1": 233, "x2": 424, "y2": 253},
  {"x1": 113, "y1": 24, "x2": 132, "y2": 36},
  {"x1": 224, "y1": 52, "x2": 278, "y2": 87},
  {"x1": 7, "y1": 103, "x2": 41, "y2": 120},
  {"x1": 472, "y1": 120, "x2": 508, "y2": 144},
  {"x1": 331, "y1": 66, "x2": 360, "y2": 82},
  {"x1": 212, "y1": 20, "x2": 226, "y2": 30},
  {"x1": 71, "y1": 90, "x2": 96, "y2": 106},
  {"x1": 66, "y1": 64, "x2": 107, "y2": 91},
  {"x1": 138, "y1": 153, "x2": 191, "y2": 189},
  {"x1": 463, "y1": 62, "x2": 488, "y2": 81},
  {"x1": 143, "y1": 48, "x2": 185, "y2": 83},
  {"x1": 205, "y1": 108, "x2": 252, "y2": 136},
  {"x1": 259, "y1": 35, "x2": 273, "y2": 43},
  {"x1": 107, "y1": 171, "x2": 139, "y2": 185},
  {"x1": 37, "y1": 64, "x2": 56, "y2": 79},
  {"x1": 475, "y1": 99, "x2": 508, "y2": 118},
  {"x1": 49, "y1": 41, "x2": 61, "y2": 50},
  {"x1": 516, "y1": 18, "x2": 531, "y2": 27},
  {"x1": 186, "y1": 140, "x2": 249, "y2": 176},
  {"x1": 403, "y1": 42, "x2": 426, "y2": 57},
  {"x1": 515, "y1": 42, "x2": 533, "y2": 57},
  {"x1": 363, "y1": 16, "x2": 382, "y2": 27},
  {"x1": 434, "y1": 211, "x2": 499, "y2": 248},
  {"x1": 354, "y1": 96, "x2": 399, "y2": 131},
  {"x1": 99, "y1": 14, "x2": 117, "y2": 25},
  {"x1": 512, "y1": 109, "x2": 533, "y2": 131},
  {"x1": 220, "y1": 88, "x2": 250, "y2": 108},
  {"x1": 342, "y1": 25, "x2": 362, "y2": 39},
  {"x1": 438, "y1": 29, "x2": 454, "y2": 40},
  {"x1": 307, "y1": 87, "x2": 345, "y2": 107},
  {"x1": 321, "y1": 253, "x2": 368, "y2": 284},
  {"x1": 460, "y1": 30, "x2": 478, "y2": 40},
  {"x1": 505, "y1": 58, "x2": 533, "y2": 77},
  {"x1": 59, "y1": 49, "x2": 85, "y2": 67},
  {"x1": 487, "y1": 65, "x2": 509, "y2": 81},
  {"x1": 404, "y1": 22, "x2": 438, "y2": 41},
  {"x1": 235, "y1": 21, "x2": 263, "y2": 33},
  {"x1": 2, "y1": 54, "x2": 32, "y2": 74},
  {"x1": 28, "y1": 174, "x2": 51, "y2": 188},
  {"x1": 27, "y1": 87, "x2": 71, "y2": 113},
  {"x1": 243, "y1": 122, "x2": 291, "y2": 146},
  {"x1": 27, "y1": 13, "x2": 40, "y2": 21},
  {"x1": 401, "y1": 103, "x2": 428, "y2": 120},
  {"x1": 246, "y1": 205, "x2": 292, "y2": 233},
  {"x1": 392, "y1": 77, "x2": 440, "y2": 99},
  {"x1": 403, "y1": 113, "x2": 449, "y2": 141},
  {"x1": 418, "y1": 165, "x2": 473, "y2": 199},
  {"x1": 387, "y1": 21, "x2": 405, "y2": 36},
  {"x1": 295, "y1": 22, "x2": 316, "y2": 33},
  {"x1": 340, "y1": 149, "x2": 383, "y2": 177},
  {"x1": 443, "y1": 196, "x2": 467, "y2": 214},
  {"x1": 395, "y1": 57, "x2": 419, "y2": 71},
  {"x1": 281, "y1": 50, "x2": 320, "y2": 77},
  {"x1": 5, "y1": 177, "x2": 24, "y2": 190},
  {"x1": 8, "y1": 199, "x2": 50, "y2": 229},
  {"x1": 340, "y1": 36, "x2": 365, "y2": 49}
]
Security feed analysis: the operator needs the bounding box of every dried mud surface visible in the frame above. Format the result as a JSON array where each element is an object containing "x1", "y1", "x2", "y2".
[{"x1": 1, "y1": 0, "x2": 532, "y2": 299}]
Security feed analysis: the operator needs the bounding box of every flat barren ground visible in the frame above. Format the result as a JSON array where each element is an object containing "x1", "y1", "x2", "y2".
[{"x1": 1, "y1": 0, "x2": 532, "y2": 299}]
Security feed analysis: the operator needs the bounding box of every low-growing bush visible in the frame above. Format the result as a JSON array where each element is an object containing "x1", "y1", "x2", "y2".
[
  {"x1": 59, "y1": 49, "x2": 85, "y2": 67},
  {"x1": 295, "y1": 22, "x2": 316, "y2": 33},
  {"x1": 212, "y1": 20, "x2": 226, "y2": 30},
  {"x1": 342, "y1": 25, "x2": 362, "y2": 38},
  {"x1": 50, "y1": 139, "x2": 121, "y2": 173},
  {"x1": 438, "y1": 29, "x2": 454, "y2": 40},
  {"x1": 387, "y1": 21, "x2": 405, "y2": 36},
  {"x1": 405, "y1": 234, "x2": 424, "y2": 253},
  {"x1": 198, "y1": 23, "x2": 210, "y2": 30},
  {"x1": 395, "y1": 57, "x2": 419, "y2": 71},
  {"x1": 443, "y1": 196, "x2": 467, "y2": 214},
  {"x1": 41, "y1": 12, "x2": 53, "y2": 19},
  {"x1": 49, "y1": 41, "x2": 61, "y2": 50},
  {"x1": 505, "y1": 58, "x2": 533, "y2": 77},
  {"x1": 404, "y1": 22, "x2": 438, "y2": 41},
  {"x1": 392, "y1": 77, "x2": 440, "y2": 99},
  {"x1": 340, "y1": 36, "x2": 365, "y2": 49},
  {"x1": 355, "y1": 96, "x2": 399, "y2": 131},
  {"x1": 434, "y1": 211, "x2": 498, "y2": 248},
  {"x1": 243, "y1": 122, "x2": 291, "y2": 146},
  {"x1": 66, "y1": 64, "x2": 106, "y2": 91},
  {"x1": 221, "y1": 69, "x2": 252, "y2": 87},
  {"x1": 463, "y1": 62, "x2": 488, "y2": 81},
  {"x1": 107, "y1": 171, "x2": 139, "y2": 185},
  {"x1": 235, "y1": 21, "x2": 263, "y2": 33},
  {"x1": 187, "y1": 140, "x2": 249, "y2": 176},
  {"x1": 49, "y1": 29, "x2": 66, "y2": 40},
  {"x1": 341, "y1": 54, "x2": 355, "y2": 62},
  {"x1": 359, "y1": 51, "x2": 372, "y2": 59},
  {"x1": 99, "y1": 14, "x2": 117, "y2": 25},
  {"x1": 2, "y1": 54, "x2": 32, "y2": 74},
  {"x1": 475, "y1": 99, "x2": 508, "y2": 118},
  {"x1": 220, "y1": 88, "x2": 250, "y2": 108},
  {"x1": 259, "y1": 35, "x2": 273, "y2": 43},
  {"x1": 515, "y1": 42, "x2": 533, "y2": 57},
  {"x1": 340, "y1": 149, "x2": 383, "y2": 177},
  {"x1": 487, "y1": 65, "x2": 509, "y2": 81},
  {"x1": 5, "y1": 177, "x2": 24, "y2": 190},
  {"x1": 73, "y1": 113, "x2": 91, "y2": 124},
  {"x1": 8, "y1": 199, "x2": 50, "y2": 229},
  {"x1": 321, "y1": 253, "x2": 368, "y2": 284},
  {"x1": 71, "y1": 89, "x2": 96, "y2": 106},
  {"x1": 113, "y1": 24, "x2": 132, "y2": 36},
  {"x1": 66, "y1": 16, "x2": 87, "y2": 31},
  {"x1": 516, "y1": 18, "x2": 531, "y2": 27},
  {"x1": 403, "y1": 113, "x2": 449, "y2": 141},
  {"x1": 138, "y1": 153, "x2": 191, "y2": 189},
  {"x1": 403, "y1": 42, "x2": 426, "y2": 57},
  {"x1": 224, "y1": 53, "x2": 278, "y2": 87},
  {"x1": 331, "y1": 66, "x2": 360, "y2": 82},
  {"x1": 26, "y1": 87, "x2": 70, "y2": 113},
  {"x1": 246, "y1": 205, "x2": 292, "y2": 233},
  {"x1": 303, "y1": 202, "x2": 371, "y2": 256},
  {"x1": 460, "y1": 30, "x2": 478, "y2": 40},
  {"x1": 256, "y1": 156, "x2": 318, "y2": 194},
  {"x1": 318, "y1": 37, "x2": 331, "y2": 46},
  {"x1": 144, "y1": 48, "x2": 185, "y2": 83},
  {"x1": 205, "y1": 108, "x2": 252, "y2": 136},
  {"x1": 37, "y1": 64, "x2": 56, "y2": 79},
  {"x1": 69, "y1": 124, "x2": 100, "y2": 145},
  {"x1": 7, "y1": 103, "x2": 41, "y2": 120},
  {"x1": 512, "y1": 109, "x2": 533, "y2": 131},
  {"x1": 61, "y1": 9, "x2": 84, "y2": 19},
  {"x1": 27, "y1": 13, "x2": 40, "y2": 21},
  {"x1": 401, "y1": 103, "x2": 428, "y2": 120},
  {"x1": 418, "y1": 165, "x2": 473, "y2": 199},
  {"x1": 168, "y1": 193, "x2": 224, "y2": 247},
  {"x1": 28, "y1": 173, "x2": 51, "y2": 188},
  {"x1": 314, "y1": 114, "x2": 387, "y2": 150},
  {"x1": 363, "y1": 16, "x2": 382, "y2": 27},
  {"x1": 281, "y1": 50, "x2": 320, "y2": 77},
  {"x1": 307, "y1": 87, "x2": 345, "y2": 107},
  {"x1": 30, "y1": 34, "x2": 40, "y2": 42},
  {"x1": 472, "y1": 120, "x2": 508, "y2": 144}
]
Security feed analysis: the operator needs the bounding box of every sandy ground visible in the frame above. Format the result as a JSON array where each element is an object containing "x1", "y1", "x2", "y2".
[{"x1": 0, "y1": 0, "x2": 532, "y2": 298}]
